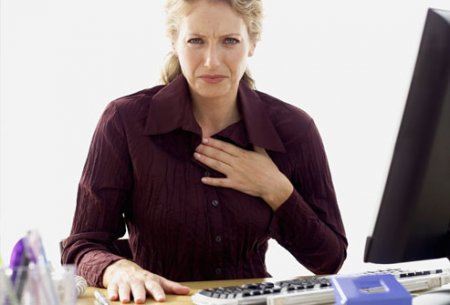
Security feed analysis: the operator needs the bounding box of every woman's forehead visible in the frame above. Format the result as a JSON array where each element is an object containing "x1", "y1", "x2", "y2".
[{"x1": 179, "y1": 1, "x2": 247, "y2": 35}]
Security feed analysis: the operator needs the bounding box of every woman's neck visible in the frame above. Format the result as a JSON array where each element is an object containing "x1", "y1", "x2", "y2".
[{"x1": 191, "y1": 93, "x2": 241, "y2": 138}]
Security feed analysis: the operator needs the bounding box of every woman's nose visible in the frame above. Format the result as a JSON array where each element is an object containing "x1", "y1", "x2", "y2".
[{"x1": 204, "y1": 44, "x2": 220, "y2": 69}]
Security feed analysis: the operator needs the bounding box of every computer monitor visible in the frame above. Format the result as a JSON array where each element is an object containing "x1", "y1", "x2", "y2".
[{"x1": 364, "y1": 8, "x2": 450, "y2": 264}]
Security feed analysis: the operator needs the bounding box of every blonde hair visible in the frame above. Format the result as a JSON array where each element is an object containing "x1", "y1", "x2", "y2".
[{"x1": 161, "y1": 0, "x2": 263, "y2": 89}]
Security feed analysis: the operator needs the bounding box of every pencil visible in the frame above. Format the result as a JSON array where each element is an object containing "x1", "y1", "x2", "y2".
[{"x1": 94, "y1": 290, "x2": 110, "y2": 305}]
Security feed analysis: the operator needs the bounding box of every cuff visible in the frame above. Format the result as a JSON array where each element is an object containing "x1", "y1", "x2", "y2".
[{"x1": 77, "y1": 250, "x2": 124, "y2": 287}]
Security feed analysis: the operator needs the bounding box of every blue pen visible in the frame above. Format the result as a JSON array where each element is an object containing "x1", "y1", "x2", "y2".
[{"x1": 9, "y1": 238, "x2": 30, "y2": 301}]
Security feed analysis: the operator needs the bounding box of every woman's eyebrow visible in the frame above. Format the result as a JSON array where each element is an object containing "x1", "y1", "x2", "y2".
[{"x1": 185, "y1": 31, "x2": 243, "y2": 37}]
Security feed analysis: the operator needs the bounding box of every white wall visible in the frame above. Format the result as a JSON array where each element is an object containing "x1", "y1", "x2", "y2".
[{"x1": 1, "y1": 1, "x2": 449, "y2": 278}]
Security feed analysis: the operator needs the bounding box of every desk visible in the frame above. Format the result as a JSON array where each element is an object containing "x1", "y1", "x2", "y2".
[
  {"x1": 77, "y1": 280, "x2": 450, "y2": 305},
  {"x1": 77, "y1": 278, "x2": 271, "y2": 305}
]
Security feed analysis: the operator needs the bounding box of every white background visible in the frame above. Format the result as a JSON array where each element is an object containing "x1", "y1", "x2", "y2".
[{"x1": 1, "y1": 1, "x2": 450, "y2": 279}]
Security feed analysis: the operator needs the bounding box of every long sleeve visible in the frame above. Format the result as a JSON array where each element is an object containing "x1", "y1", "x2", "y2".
[
  {"x1": 269, "y1": 121, "x2": 347, "y2": 275},
  {"x1": 61, "y1": 102, "x2": 132, "y2": 287}
]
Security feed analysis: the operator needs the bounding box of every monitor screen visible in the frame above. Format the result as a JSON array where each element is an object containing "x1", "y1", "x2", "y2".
[{"x1": 364, "y1": 8, "x2": 450, "y2": 264}]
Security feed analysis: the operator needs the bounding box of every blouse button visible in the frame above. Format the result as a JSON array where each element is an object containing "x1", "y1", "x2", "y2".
[
  {"x1": 211, "y1": 199, "x2": 219, "y2": 207},
  {"x1": 215, "y1": 235, "x2": 222, "y2": 243},
  {"x1": 215, "y1": 268, "x2": 222, "y2": 275}
]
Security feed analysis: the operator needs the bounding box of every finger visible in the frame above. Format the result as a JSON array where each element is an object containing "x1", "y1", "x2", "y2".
[
  {"x1": 144, "y1": 279, "x2": 166, "y2": 302},
  {"x1": 129, "y1": 280, "x2": 147, "y2": 304},
  {"x1": 195, "y1": 144, "x2": 235, "y2": 165},
  {"x1": 117, "y1": 282, "x2": 131, "y2": 303},
  {"x1": 107, "y1": 282, "x2": 119, "y2": 301},
  {"x1": 194, "y1": 152, "x2": 232, "y2": 174},
  {"x1": 159, "y1": 277, "x2": 190, "y2": 295},
  {"x1": 200, "y1": 177, "x2": 230, "y2": 188},
  {"x1": 202, "y1": 137, "x2": 242, "y2": 156},
  {"x1": 254, "y1": 146, "x2": 269, "y2": 156}
]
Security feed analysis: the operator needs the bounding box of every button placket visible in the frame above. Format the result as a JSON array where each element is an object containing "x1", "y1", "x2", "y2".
[{"x1": 199, "y1": 167, "x2": 224, "y2": 278}]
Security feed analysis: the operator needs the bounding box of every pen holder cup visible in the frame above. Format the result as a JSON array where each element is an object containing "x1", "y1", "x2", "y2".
[{"x1": 0, "y1": 264, "x2": 77, "y2": 305}]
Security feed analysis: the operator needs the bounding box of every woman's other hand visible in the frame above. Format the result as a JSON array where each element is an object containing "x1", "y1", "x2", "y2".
[
  {"x1": 102, "y1": 259, "x2": 190, "y2": 303},
  {"x1": 194, "y1": 137, "x2": 293, "y2": 210}
]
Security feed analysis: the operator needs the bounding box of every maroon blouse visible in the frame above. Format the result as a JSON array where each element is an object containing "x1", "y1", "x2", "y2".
[{"x1": 61, "y1": 75, "x2": 347, "y2": 287}]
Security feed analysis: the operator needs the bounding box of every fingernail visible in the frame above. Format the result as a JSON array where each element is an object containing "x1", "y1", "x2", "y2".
[
  {"x1": 202, "y1": 138, "x2": 209, "y2": 144},
  {"x1": 108, "y1": 293, "x2": 118, "y2": 300},
  {"x1": 194, "y1": 152, "x2": 200, "y2": 159}
]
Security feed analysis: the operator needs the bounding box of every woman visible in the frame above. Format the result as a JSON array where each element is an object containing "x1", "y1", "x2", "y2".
[{"x1": 62, "y1": 0, "x2": 348, "y2": 303}]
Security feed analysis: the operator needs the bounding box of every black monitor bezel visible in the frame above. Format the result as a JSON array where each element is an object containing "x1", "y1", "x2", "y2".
[{"x1": 364, "y1": 8, "x2": 450, "y2": 264}]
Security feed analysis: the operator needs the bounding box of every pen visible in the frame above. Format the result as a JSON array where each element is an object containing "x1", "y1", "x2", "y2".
[
  {"x1": 94, "y1": 290, "x2": 110, "y2": 305},
  {"x1": 9, "y1": 239, "x2": 29, "y2": 301}
]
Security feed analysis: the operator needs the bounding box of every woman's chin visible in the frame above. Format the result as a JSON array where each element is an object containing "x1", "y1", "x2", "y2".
[{"x1": 194, "y1": 83, "x2": 233, "y2": 100}]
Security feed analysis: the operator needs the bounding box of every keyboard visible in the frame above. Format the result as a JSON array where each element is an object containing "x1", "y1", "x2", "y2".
[{"x1": 191, "y1": 268, "x2": 450, "y2": 305}]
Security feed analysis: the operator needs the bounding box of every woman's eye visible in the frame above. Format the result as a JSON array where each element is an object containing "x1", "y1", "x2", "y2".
[
  {"x1": 224, "y1": 37, "x2": 240, "y2": 45},
  {"x1": 187, "y1": 38, "x2": 203, "y2": 45}
]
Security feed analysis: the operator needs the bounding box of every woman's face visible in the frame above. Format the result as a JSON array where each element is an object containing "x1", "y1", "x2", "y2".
[{"x1": 173, "y1": 0, "x2": 255, "y2": 102}]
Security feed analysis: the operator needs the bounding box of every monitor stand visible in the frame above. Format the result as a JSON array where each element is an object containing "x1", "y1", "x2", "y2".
[{"x1": 413, "y1": 288, "x2": 450, "y2": 305}]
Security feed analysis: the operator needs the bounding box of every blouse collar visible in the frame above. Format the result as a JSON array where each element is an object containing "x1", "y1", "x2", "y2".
[{"x1": 144, "y1": 75, "x2": 285, "y2": 153}]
